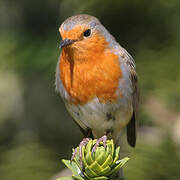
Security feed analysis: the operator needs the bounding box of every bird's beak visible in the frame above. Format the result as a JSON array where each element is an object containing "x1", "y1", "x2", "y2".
[{"x1": 59, "y1": 38, "x2": 76, "y2": 48}]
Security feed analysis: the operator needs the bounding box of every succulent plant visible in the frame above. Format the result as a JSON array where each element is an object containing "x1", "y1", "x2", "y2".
[{"x1": 58, "y1": 139, "x2": 129, "y2": 180}]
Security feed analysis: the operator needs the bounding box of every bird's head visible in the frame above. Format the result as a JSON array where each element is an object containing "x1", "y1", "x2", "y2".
[{"x1": 59, "y1": 14, "x2": 114, "y2": 59}]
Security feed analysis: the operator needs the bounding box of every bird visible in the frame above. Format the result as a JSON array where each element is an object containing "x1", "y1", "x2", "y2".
[{"x1": 55, "y1": 14, "x2": 139, "y2": 175}]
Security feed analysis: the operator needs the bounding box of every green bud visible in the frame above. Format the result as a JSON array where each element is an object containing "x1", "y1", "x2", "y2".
[{"x1": 72, "y1": 139, "x2": 129, "y2": 179}]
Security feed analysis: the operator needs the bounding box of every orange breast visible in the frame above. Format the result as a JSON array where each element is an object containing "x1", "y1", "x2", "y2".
[{"x1": 59, "y1": 50, "x2": 122, "y2": 105}]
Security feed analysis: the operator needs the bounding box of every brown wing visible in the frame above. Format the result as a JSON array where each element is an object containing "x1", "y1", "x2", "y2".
[{"x1": 121, "y1": 48, "x2": 139, "y2": 147}]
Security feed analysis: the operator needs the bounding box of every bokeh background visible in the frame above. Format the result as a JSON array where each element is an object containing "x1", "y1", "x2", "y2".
[{"x1": 0, "y1": 0, "x2": 180, "y2": 179}]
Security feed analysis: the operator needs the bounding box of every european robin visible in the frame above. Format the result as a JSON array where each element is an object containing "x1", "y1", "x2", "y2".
[{"x1": 56, "y1": 14, "x2": 139, "y2": 150}]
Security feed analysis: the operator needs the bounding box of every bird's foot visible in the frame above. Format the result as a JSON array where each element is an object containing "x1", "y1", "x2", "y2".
[
  {"x1": 71, "y1": 135, "x2": 107, "y2": 168},
  {"x1": 71, "y1": 138, "x2": 91, "y2": 168},
  {"x1": 92, "y1": 135, "x2": 107, "y2": 153}
]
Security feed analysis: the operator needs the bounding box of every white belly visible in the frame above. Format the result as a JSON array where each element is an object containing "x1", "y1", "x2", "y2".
[{"x1": 65, "y1": 97, "x2": 133, "y2": 140}]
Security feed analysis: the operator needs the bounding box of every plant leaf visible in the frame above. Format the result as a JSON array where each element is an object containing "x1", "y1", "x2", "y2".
[
  {"x1": 111, "y1": 147, "x2": 120, "y2": 168},
  {"x1": 109, "y1": 157, "x2": 129, "y2": 178},
  {"x1": 62, "y1": 159, "x2": 83, "y2": 179},
  {"x1": 72, "y1": 175, "x2": 85, "y2": 180},
  {"x1": 91, "y1": 176, "x2": 108, "y2": 180}
]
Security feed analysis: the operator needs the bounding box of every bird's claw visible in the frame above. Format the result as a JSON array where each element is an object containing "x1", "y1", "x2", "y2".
[
  {"x1": 92, "y1": 135, "x2": 107, "y2": 153},
  {"x1": 71, "y1": 138, "x2": 91, "y2": 169},
  {"x1": 71, "y1": 135, "x2": 107, "y2": 168}
]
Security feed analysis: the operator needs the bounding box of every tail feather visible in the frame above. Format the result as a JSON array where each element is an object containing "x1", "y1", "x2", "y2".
[{"x1": 126, "y1": 112, "x2": 136, "y2": 147}]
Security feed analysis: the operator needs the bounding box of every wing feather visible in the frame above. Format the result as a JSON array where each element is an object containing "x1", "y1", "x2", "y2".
[{"x1": 119, "y1": 47, "x2": 139, "y2": 147}]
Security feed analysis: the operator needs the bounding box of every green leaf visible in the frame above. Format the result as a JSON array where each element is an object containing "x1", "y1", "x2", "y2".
[
  {"x1": 109, "y1": 157, "x2": 129, "y2": 178},
  {"x1": 62, "y1": 159, "x2": 83, "y2": 179},
  {"x1": 111, "y1": 147, "x2": 120, "y2": 168},
  {"x1": 85, "y1": 152, "x2": 94, "y2": 166},
  {"x1": 105, "y1": 143, "x2": 111, "y2": 156},
  {"x1": 97, "y1": 166, "x2": 111, "y2": 177},
  {"x1": 116, "y1": 157, "x2": 129, "y2": 168},
  {"x1": 72, "y1": 148, "x2": 81, "y2": 168},
  {"x1": 72, "y1": 175, "x2": 85, "y2": 180},
  {"x1": 84, "y1": 166, "x2": 97, "y2": 178},
  {"x1": 91, "y1": 176, "x2": 108, "y2": 180},
  {"x1": 88, "y1": 160, "x2": 103, "y2": 174},
  {"x1": 101, "y1": 154, "x2": 113, "y2": 168},
  {"x1": 95, "y1": 146, "x2": 105, "y2": 160},
  {"x1": 85, "y1": 140, "x2": 93, "y2": 155},
  {"x1": 109, "y1": 140, "x2": 115, "y2": 158},
  {"x1": 95, "y1": 152, "x2": 106, "y2": 166}
]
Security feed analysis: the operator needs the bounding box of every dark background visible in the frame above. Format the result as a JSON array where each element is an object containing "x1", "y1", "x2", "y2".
[{"x1": 0, "y1": 0, "x2": 180, "y2": 179}]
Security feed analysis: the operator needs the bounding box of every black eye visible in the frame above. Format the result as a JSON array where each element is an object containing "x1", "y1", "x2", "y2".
[{"x1": 83, "y1": 29, "x2": 91, "y2": 37}]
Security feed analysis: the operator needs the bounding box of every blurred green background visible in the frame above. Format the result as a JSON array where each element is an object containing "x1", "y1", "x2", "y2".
[{"x1": 0, "y1": 0, "x2": 180, "y2": 179}]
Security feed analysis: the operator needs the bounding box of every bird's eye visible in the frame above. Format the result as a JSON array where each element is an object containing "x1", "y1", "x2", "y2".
[{"x1": 83, "y1": 29, "x2": 91, "y2": 37}]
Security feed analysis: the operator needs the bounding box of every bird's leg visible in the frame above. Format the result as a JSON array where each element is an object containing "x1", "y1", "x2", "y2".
[
  {"x1": 71, "y1": 138, "x2": 91, "y2": 168},
  {"x1": 92, "y1": 135, "x2": 107, "y2": 153}
]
